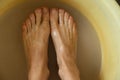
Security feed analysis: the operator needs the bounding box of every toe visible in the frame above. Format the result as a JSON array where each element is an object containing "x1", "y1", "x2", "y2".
[
  {"x1": 73, "y1": 23, "x2": 77, "y2": 49},
  {"x1": 59, "y1": 9, "x2": 64, "y2": 26},
  {"x1": 50, "y1": 8, "x2": 59, "y2": 30},
  {"x1": 73, "y1": 23, "x2": 77, "y2": 40},
  {"x1": 22, "y1": 23, "x2": 27, "y2": 46},
  {"x1": 68, "y1": 16, "x2": 74, "y2": 33},
  {"x1": 29, "y1": 13, "x2": 35, "y2": 27},
  {"x1": 68, "y1": 16, "x2": 74, "y2": 28},
  {"x1": 68, "y1": 16, "x2": 74, "y2": 39},
  {"x1": 35, "y1": 8, "x2": 42, "y2": 26},
  {"x1": 22, "y1": 23, "x2": 27, "y2": 37},
  {"x1": 64, "y1": 12, "x2": 69, "y2": 26},
  {"x1": 26, "y1": 19, "x2": 31, "y2": 33},
  {"x1": 42, "y1": 7, "x2": 49, "y2": 24}
]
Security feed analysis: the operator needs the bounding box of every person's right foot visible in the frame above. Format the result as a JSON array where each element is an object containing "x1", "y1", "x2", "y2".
[
  {"x1": 50, "y1": 8, "x2": 80, "y2": 80},
  {"x1": 22, "y1": 7, "x2": 50, "y2": 80}
]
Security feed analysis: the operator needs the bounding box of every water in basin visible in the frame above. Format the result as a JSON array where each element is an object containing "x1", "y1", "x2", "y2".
[{"x1": 0, "y1": 0, "x2": 101, "y2": 80}]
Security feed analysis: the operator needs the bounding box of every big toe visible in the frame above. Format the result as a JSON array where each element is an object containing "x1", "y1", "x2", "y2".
[
  {"x1": 42, "y1": 7, "x2": 49, "y2": 24},
  {"x1": 35, "y1": 8, "x2": 42, "y2": 26},
  {"x1": 50, "y1": 8, "x2": 59, "y2": 30},
  {"x1": 59, "y1": 9, "x2": 64, "y2": 25}
]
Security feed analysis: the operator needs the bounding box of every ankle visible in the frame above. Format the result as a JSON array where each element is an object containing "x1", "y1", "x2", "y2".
[
  {"x1": 58, "y1": 66, "x2": 80, "y2": 80},
  {"x1": 58, "y1": 57, "x2": 80, "y2": 80},
  {"x1": 28, "y1": 66, "x2": 49, "y2": 80}
]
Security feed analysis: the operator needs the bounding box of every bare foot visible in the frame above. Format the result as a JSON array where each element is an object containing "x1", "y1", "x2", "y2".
[
  {"x1": 50, "y1": 8, "x2": 80, "y2": 80},
  {"x1": 22, "y1": 7, "x2": 50, "y2": 80}
]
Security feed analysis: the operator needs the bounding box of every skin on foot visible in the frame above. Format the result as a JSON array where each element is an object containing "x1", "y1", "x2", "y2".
[
  {"x1": 22, "y1": 7, "x2": 50, "y2": 80},
  {"x1": 50, "y1": 8, "x2": 80, "y2": 80}
]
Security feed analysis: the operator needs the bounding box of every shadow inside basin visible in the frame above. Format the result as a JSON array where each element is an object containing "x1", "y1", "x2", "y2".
[{"x1": 0, "y1": 0, "x2": 101, "y2": 80}]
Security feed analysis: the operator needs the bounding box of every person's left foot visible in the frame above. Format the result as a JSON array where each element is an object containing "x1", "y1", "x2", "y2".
[
  {"x1": 50, "y1": 8, "x2": 80, "y2": 80},
  {"x1": 22, "y1": 7, "x2": 50, "y2": 80}
]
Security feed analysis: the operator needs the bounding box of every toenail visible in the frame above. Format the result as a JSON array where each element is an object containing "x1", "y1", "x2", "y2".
[
  {"x1": 22, "y1": 24, "x2": 26, "y2": 30},
  {"x1": 59, "y1": 9, "x2": 64, "y2": 12},
  {"x1": 43, "y1": 7, "x2": 48, "y2": 11},
  {"x1": 26, "y1": 19, "x2": 30, "y2": 23},
  {"x1": 35, "y1": 9, "x2": 41, "y2": 13},
  {"x1": 30, "y1": 14, "x2": 34, "y2": 19}
]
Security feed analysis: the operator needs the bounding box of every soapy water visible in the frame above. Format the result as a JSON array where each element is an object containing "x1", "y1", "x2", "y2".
[{"x1": 0, "y1": 0, "x2": 101, "y2": 80}]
